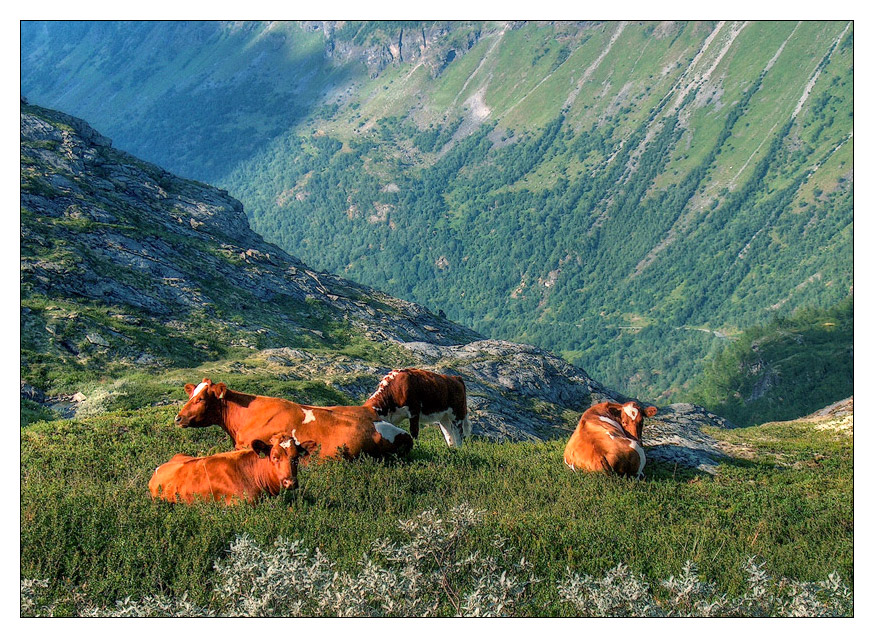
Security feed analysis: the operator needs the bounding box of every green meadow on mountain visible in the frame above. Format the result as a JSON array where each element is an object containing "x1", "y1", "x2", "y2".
[
  {"x1": 19, "y1": 93, "x2": 852, "y2": 616},
  {"x1": 21, "y1": 20, "x2": 853, "y2": 414},
  {"x1": 19, "y1": 20, "x2": 854, "y2": 615}
]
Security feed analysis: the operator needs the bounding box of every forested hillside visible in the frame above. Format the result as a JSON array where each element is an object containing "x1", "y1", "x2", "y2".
[
  {"x1": 21, "y1": 21, "x2": 854, "y2": 403},
  {"x1": 689, "y1": 298, "x2": 853, "y2": 427}
]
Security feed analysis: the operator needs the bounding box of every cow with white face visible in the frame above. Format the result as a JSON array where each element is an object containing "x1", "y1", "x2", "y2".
[{"x1": 173, "y1": 378, "x2": 414, "y2": 460}]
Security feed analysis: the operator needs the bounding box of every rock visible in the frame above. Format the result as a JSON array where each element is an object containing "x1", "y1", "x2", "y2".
[
  {"x1": 809, "y1": 396, "x2": 853, "y2": 419},
  {"x1": 86, "y1": 333, "x2": 109, "y2": 347},
  {"x1": 20, "y1": 382, "x2": 46, "y2": 403},
  {"x1": 71, "y1": 392, "x2": 86, "y2": 402}
]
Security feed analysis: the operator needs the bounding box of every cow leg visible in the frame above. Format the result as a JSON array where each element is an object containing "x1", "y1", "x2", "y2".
[{"x1": 409, "y1": 413, "x2": 420, "y2": 439}]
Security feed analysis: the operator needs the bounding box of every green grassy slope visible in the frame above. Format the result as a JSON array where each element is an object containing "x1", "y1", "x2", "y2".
[
  {"x1": 18, "y1": 96, "x2": 853, "y2": 618},
  {"x1": 21, "y1": 405, "x2": 853, "y2": 616},
  {"x1": 224, "y1": 21, "x2": 853, "y2": 402},
  {"x1": 21, "y1": 19, "x2": 854, "y2": 408}
]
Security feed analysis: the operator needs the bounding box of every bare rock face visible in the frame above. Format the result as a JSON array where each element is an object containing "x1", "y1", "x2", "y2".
[
  {"x1": 808, "y1": 396, "x2": 853, "y2": 419},
  {"x1": 644, "y1": 404, "x2": 734, "y2": 474}
]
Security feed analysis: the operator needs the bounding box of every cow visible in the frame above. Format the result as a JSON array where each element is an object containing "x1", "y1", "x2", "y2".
[
  {"x1": 363, "y1": 368, "x2": 471, "y2": 448},
  {"x1": 174, "y1": 379, "x2": 413, "y2": 460},
  {"x1": 148, "y1": 432, "x2": 318, "y2": 505},
  {"x1": 563, "y1": 401, "x2": 658, "y2": 478}
]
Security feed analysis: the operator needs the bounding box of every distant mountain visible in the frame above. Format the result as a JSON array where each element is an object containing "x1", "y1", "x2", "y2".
[
  {"x1": 20, "y1": 100, "x2": 736, "y2": 468},
  {"x1": 21, "y1": 20, "x2": 854, "y2": 403}
]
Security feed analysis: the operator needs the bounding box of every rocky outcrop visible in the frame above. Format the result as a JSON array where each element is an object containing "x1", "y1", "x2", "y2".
[
  {"x1": 808, "y1": 396, "x2": 853, "y2": 419},
  {"x1": 310, "y1": 21, "x2": 483, "y2": 79},
  {"x1": 246, "y1": 340, "x2": 732, "y2": 470},
  {"x1": 21, "y1": 102, "x2": 478, "y2": 372}
]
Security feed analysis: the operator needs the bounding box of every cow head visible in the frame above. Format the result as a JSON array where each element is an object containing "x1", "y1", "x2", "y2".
[
  {"x1": 618, "y1": 401, "x2": 658, "y2": 441},
  {"x1": 438, "y1": 421, "x2": 465, "y2": 449},
  {"x1": 174, "y1": 378, "x2": 228, "y2": 428},
  {"x1": 252, "y1": 431, "x2": 318, "y2": 491}
]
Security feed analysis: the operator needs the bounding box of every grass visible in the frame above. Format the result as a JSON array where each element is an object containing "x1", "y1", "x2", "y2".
[{"x1": 21, "y1": 399, "x2": 852, "y2": 616}]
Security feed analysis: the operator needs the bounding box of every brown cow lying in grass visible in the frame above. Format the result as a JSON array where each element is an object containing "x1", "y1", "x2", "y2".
[
  {"x1": 364, "y1": 368, "x2": 471, "y2": 447},
  {"x1": 174, "y1": 379, "x2": 413, "y2": 460},
  {"x1": 563, "y1": 401, "x2": 658, "y2": 478},
  {"x1": 149, "y1": 433, "x2": 317, "y2": 505}
]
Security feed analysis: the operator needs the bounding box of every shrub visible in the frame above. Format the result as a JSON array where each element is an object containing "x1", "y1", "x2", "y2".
[{"x1": 22, "y1": 505, "x2": 852, "y2": 617}]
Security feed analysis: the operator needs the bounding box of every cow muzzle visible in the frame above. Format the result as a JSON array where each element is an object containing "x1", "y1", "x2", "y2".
[
  {"x1": 174, "y1": 414, "x2": 189, "y2": 428},
  {"x1": 281, "y1": 478, "x2": 297, "y2": 490}
]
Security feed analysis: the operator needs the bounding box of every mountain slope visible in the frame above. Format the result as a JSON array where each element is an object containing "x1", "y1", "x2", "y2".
[
  {"x1": 21, "y1": 100, "x2": 736, "y2": 466},
  {"x1": 20, "y1": 20, "x2": 853, "y2": 405},
  {"x1": 689, "y1": 298, "x2": 853, "y2": 427}
]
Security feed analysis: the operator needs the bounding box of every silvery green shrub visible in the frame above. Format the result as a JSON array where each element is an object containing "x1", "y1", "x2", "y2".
[{"x1": 22, "y1": 505, "x2": 851, "y2": 617}]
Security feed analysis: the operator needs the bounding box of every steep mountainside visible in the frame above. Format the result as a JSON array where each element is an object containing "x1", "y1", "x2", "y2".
[
  {"x1": 20, "y1": 20, "x2": 853, "y2": 405},
  {"x1": 21, "y1": 101, "x2": 731, "y2": 469}
]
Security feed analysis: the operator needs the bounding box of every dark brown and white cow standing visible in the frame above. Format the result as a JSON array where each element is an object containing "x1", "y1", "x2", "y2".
[
  {"x1": 364, "y1": 369, "x2": 471, "y2": 448},
  {"x1": 563, "y1": 401, "x2": 658, "y2": 478}
]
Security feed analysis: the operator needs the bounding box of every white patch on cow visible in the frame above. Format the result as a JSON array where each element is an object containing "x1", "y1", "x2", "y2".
[
  {"x1": 598, "y1": 415, "x2": 625, "y2": 438},
  {"x1": 368, "y1": 369, "x2": 401, "y2": 401},
  {"x1": 279, "y1": 439, "x2": 292, "y2": 449},
  {"x1": 375, "y1": 421, "x2": 405, "y2": 443},
  {"x1": 423, "y1": 408, "x2": 455, "y2": 425},
  {"x1": 302, "y1": 408, "x2": 316, "y2": 424},
  {"x1": 426, "y1": 409, "x2": 462, "y2": 447},
  {"x1": 438, "y1": 422, "x2": 462, "y2": 448},
  {"x1": 192, "y1": 381, "x2": 209, "y2": 397},
  {"x1": 628, "y1": 439, "x2": 646, "y2": 477},
  {"x1": 461, "y1": 415, "x2": 472, "y2": 438},
  {"x1": 623, "y1": 404, "x2": 639, "y2": 420},
  {"x1": 386, "y1": 405, "x2": 412, "y2": 425}
]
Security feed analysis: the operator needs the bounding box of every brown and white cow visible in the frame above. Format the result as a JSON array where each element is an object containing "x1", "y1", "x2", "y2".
[
  {"x1": 563, "y1": 401, "x2": 658, "y2": 478},
  {"x1": 148, "y1": 433, "x2": 318, "y2": 505},
  {"x1": 174, "y1": 379, "x2": 413, "y2": 460},
  {"x1": 363, "y1": 368, "x2": 471, "y2": 448}
]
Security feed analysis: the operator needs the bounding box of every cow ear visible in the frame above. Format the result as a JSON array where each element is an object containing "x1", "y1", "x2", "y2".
[
  {"x1": 184, "y1": 384, "x2": 196, "y2": 397},
  {"x1": 297, "y1": 440, "x2": 319, "y2": 457},
  {"x1": 212, "y1": 382, "x2": 227, "y2": 400},
  {"x1": 251, "y1": 439, "x2": 271, "y2": 457},
  {"x1": 644, "y1": 406, "x2": 658, "y2": 417}
]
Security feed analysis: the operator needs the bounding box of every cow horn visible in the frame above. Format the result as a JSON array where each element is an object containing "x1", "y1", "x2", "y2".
[{"x1": 291, "y1": 428, "x2": 301, "y2": 445}]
